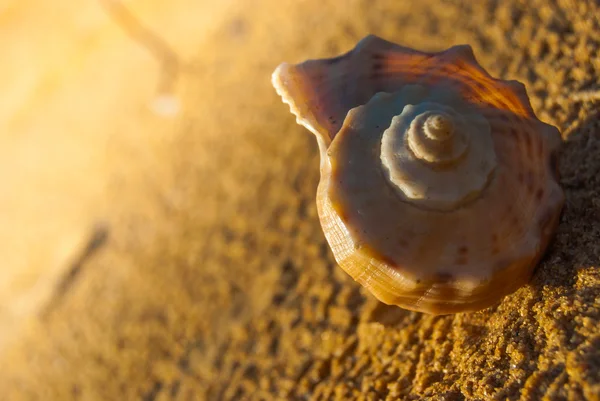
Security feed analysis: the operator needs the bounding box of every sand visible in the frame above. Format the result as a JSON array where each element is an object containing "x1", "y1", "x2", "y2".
[{"x1": 0, "y1": 0, "x2": 599, "y2": 400}]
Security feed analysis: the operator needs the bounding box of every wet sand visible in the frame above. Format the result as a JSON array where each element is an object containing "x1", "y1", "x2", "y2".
[{"x1": 0, "y1": 0, "x2": 599, "y2": 399}]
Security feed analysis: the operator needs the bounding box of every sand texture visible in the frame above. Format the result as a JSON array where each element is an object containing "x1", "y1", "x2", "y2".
[{"x1": 1, "y1": 0, "x2": 599, "y2": 400}]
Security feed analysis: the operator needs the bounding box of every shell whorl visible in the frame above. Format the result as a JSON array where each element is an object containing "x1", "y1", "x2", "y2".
[
  {"x1": 423, "y1": 113, "x2": 454, "y2": 141},
  {"x1": 407, "y1": 111, "x2": 466, "y2": 164},
  {"x1": 379, "y1": 86, "x2": 496, "y2": 211}
]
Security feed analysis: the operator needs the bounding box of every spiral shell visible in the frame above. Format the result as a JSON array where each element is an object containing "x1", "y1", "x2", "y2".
[{"x1": 272, "y1": 35, "x2": 564, "y2": 314}]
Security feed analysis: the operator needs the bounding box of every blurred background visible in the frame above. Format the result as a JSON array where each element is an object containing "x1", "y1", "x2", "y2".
[
  {"x1": 1, "y1": 0, "x2": 599, "y2": 400},
  {"x1": 0, "y1": 0, "x2": 235, "y2": 346}
]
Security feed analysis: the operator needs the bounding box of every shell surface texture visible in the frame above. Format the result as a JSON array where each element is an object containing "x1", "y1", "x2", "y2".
[{"x1": 271, "y1": 35, "x2": 565, "y2": 315}]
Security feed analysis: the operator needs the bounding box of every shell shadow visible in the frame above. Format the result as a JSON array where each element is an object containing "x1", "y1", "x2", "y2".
[
  {"x1": 529, "y1": 109, "x2": 600, "y2": 291},
  {"x1": 363, "y1": 300, "x2": 490, "y2": 342},
  {"x1": 363, "y1": 301, "x2": 418, "y2": 327}
]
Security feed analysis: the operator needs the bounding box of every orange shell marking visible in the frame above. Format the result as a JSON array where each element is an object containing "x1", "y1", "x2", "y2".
[{"x1": 272, "y1": 35, "x2": 564, "y2": 314}]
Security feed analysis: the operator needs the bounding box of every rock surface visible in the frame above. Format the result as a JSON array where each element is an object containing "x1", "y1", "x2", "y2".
[{"x1": 1, "y1": 0, "x2": 599, "y2": 400}]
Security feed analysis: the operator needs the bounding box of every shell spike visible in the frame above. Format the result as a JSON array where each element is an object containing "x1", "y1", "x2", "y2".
[{"x1": 444, "y1": 44, "x2": 478, "y2": 65}]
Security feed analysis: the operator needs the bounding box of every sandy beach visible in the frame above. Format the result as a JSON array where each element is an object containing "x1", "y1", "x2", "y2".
[{"x1": 0, "y1": 0, "x2": 598, "y2": 399}]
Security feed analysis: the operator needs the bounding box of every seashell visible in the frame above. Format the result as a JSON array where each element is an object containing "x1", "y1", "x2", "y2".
[{"x1": 271, "y1": 35, "x2": 565, "y2": 315}]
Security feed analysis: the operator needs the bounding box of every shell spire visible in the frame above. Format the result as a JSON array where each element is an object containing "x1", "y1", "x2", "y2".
[{"x1": 272, "y1": 35, "x2": 564, "y2": 314}]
